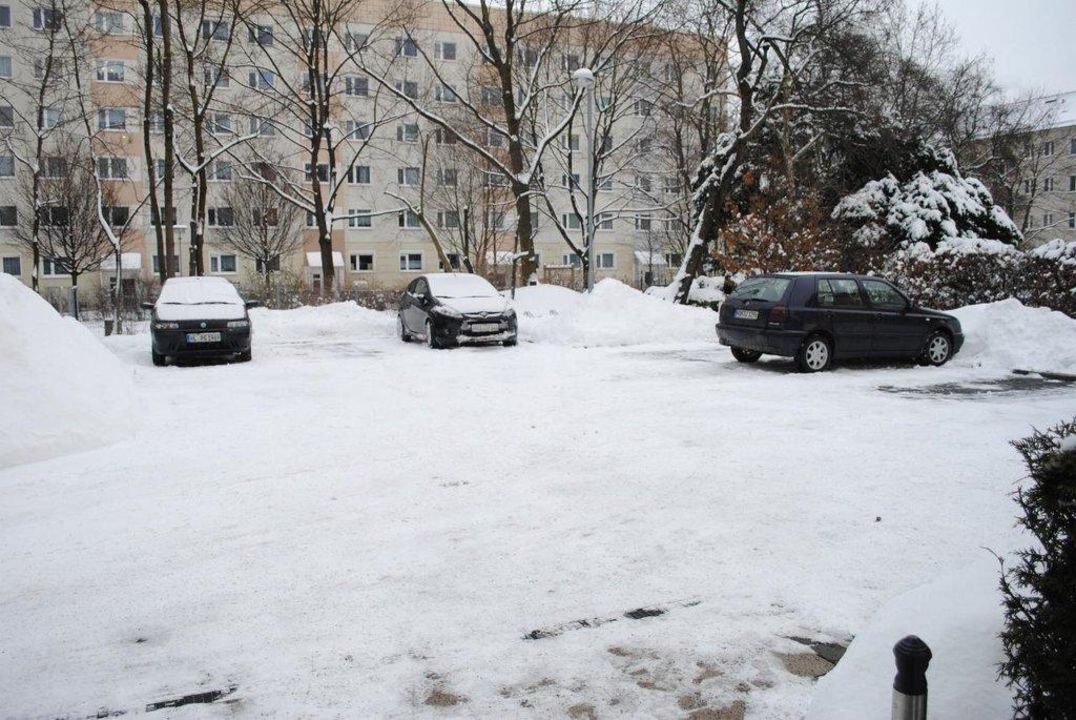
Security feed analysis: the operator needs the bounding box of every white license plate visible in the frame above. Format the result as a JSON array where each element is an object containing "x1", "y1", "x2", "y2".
[
  {"x1": 470, "y1": 323, "x2": 501, "y2": 333},
  {"x1": 734, "y1": 309, "x2": 759, "y2": 320},
  {"x1": 186, "y1": 332, "x2": 221, "y2": 343}
]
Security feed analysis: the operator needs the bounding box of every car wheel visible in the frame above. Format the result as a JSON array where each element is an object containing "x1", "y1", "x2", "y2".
[
  {"x1": 238, "y1": 350, "x2": 252, "y2": 363},
  {"x1": 922, "y1": 331, "x2": 952, "y2": 367},
  {"x1": 152, "y1": 350, "x2": 166, "y2": 367},
  {"x1": 796, "y1": 334, "x2": 832, "y2": 373},
  {"x1": 731, "y1": 346, "x2": 762, "y2": 363},
  {"x1": 425, "y1": 320, "x2": 442, "y2": 349},
  {"x1": 398, "y1": 315, "x2": 412, "y2": 343},
  {"x1": 503, "y1": 336, "x2": 518, "y2": 347}
]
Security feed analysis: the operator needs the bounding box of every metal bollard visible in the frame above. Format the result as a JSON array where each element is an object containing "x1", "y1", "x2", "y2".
[{"x1": 892, "y1": 635, "x2": 932, "y2": 720}]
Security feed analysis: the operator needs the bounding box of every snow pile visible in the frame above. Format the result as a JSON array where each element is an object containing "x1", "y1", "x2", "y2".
[
  {"x1": 807, "y1": 558, "x2": 1012, "y2": 720},
  {"x1": 512, "y1": 279, "x2": 716, "y2": 346},
  {"x1": 249, "y1": 301, "x2": 395, "y2": 347},
  {"x1": 951, "y1": 298, "x2": 1076, "y2": 372},
  {"x1": 0, "y1": 275, "x2": 135, "y2": 468}
]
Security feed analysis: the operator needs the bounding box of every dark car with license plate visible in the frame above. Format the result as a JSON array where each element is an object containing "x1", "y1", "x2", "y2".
[
  {"x1": 716, "y1": 273, "x2": 964, "y2": 372},
  {"x1": 143, "y1": 277, "x2": 259, "y2": 366},
  {"x1": 397, "y1": 273, "x2": 517, "y2": 348}
]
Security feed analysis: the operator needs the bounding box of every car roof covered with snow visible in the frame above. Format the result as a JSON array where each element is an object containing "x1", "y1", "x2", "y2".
[{"x1": 424, "y1": 273, "x2": 498, "y2": 298}]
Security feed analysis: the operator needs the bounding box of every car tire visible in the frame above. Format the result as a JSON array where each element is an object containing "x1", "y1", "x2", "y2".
[
  {"x1": 152, "y1": 350, "x2": 166, "y2": 367},
  {"x1": 731, "y1": 346, "x2": 762, "y2": 363},
  {"x1": 398, "y1": 315, "x2": 411, "y2": 343},
  {"x1": 796, "y1": 334, "x2": 832, "y2": 373},
  {"x1": 503, "y1": 335, "x2": 518, "y2": 347},
  {"x1": 921, "y1": 331, "x2": 953, "y2": 367},
  {"x1": 238, "y1": 350, "x2": 252, "y2": 363},
  {"x1": 425, "y1": 320, "x2": 442, "y2": 349}
]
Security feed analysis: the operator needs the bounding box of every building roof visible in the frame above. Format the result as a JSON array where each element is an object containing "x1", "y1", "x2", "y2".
[{"x1": 1025, "y1": 90, "x2": 1076, "y2": 130}]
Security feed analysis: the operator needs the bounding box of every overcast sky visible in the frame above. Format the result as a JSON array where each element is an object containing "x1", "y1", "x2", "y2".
[{"x1": 928, "y1": 0, "x2": 1076, "y2": 97}]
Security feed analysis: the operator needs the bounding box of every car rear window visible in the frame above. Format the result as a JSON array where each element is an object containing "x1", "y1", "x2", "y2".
[{"x1": 729, "y1": 277, "x2": 791, "y2": 302}]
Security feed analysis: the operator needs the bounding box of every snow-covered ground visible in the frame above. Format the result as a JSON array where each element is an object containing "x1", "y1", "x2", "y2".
[{"x1": 2, "y1": 280, "x2": 1074, "y2": 719}]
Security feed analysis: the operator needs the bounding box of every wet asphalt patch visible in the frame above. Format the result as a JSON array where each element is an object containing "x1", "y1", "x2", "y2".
[{"x1": 878, "y1": 376, "x2": 1075, "y2": 398}]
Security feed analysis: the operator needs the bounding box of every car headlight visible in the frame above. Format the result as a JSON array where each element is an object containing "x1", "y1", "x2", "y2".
[
  {"x1": 153, "y1": 321, "x2": 179, "y2": 330},
  {"x1": 227, "y1": 320, "x2": 250, "y2": 329},
  {"x1": 432, "y1": 305, "x2": 462, "y2": 319}
]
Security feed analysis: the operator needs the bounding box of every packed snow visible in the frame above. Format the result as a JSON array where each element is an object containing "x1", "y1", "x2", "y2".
[
  {"x1": 1, "y1": 281, "x2": 1074, "y2": 718},
  {"x1": 807, "y1": 558, "x2": 1012, "y2": 720},
  {"x1": 950, "y1": 298, "x2": 1076, "y2": 372},
  {"x1": 0, "y1": 275, "x2": 135, "y2": 469}
]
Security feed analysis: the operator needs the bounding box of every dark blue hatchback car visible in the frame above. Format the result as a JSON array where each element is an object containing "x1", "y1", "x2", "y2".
[{"x1": 716, "y1": 273, "x2": 964, "y2": 372}]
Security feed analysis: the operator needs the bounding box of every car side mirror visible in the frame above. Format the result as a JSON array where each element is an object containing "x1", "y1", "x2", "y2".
[
  {"x1": 414, "y1": 292, "x2": 426, "y2": 303},
  {"x1": 140, "y1": 302, "x2": 155, "y2": 310},
  {"x1": 245, "y1": 300, "x2": 261, "y2": 309}
]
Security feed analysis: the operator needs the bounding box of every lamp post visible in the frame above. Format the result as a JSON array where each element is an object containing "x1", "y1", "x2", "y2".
[{"x1": 571, "y1": 67, "x2": 596, "y2": 292}]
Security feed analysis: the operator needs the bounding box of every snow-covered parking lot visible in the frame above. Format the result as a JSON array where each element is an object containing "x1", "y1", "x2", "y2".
[{"x1": 2, "y1": 279, "x2": 1076, "y2": 719}]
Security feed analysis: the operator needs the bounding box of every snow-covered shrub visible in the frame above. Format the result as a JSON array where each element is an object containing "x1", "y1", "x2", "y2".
[
  {"x1": 999, "y1": 418, "x2": 1076, "y2": 720},
  {"x1": 885, "y1": 238, "x2": 1026, "y2": 309},
  {"x1": 1024, "y1": 241, "x2": 1076, "y2": 318}
]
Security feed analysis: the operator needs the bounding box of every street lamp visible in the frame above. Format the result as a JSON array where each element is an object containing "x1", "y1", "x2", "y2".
[{"x1": 571, "y1": 67, "x2": 597, "y2": 292}]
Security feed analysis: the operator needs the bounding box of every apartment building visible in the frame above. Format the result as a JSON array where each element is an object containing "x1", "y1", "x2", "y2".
[{"x1": 0, "y1": 0, "x2": 703, "y2": 303}]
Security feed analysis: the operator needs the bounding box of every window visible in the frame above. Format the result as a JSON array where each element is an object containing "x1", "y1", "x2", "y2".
[
  {"x1": 152, "y1": 255, "x2": 179, "y2": 273},
  {"x1": 395, "y1": 80, "x2": 418, "y2": 99},
  {"x1": 95, "y1": 59, "x2": 124, "y2": 82},
  {"x1": 435, "y1": 83, "x2": 457, "y2": 103},
  {"x1": 562, "y1": 213, "x2": 581, "y2": 230},
  {"x1": 201, "y1": 19, "x2": 230, "y2": 41},
  {"x1": 518, "y1": 47, "x2": 538, "y2": 67},
  {"x1": 486, "y1": 172, "x2": 509, "y2": 188},
  {"x1": 98, "y1": 108, "x2": 126, "y2": 131},
  {"x1": 208, "y1": 159, "x2": 232, "y2": 181},
  {"x1": 1071, "y1": 138, "x2": 1076, "y2": 155},
  {"x1": 635, "y1": 175, "x2": 652, "y2": 193},
  {"x1": 350, "y1": 253, "x2": 373, "y2": 271},
  {"x1": 635, "y1": 213, "x2": 652, "y2": 231},
  {"x1": 564, "y1": 133, "x2": 580, "y2": 152},
  {"x1": 150, "y1": 207, "x2": 177, "y2": 226},
  {"x1": 664, "y1": 176, "x2": 680, "y2": 193},
  {"x1": 435, "y1": 41, "x2": 457, "y2": 60},
  {"x1": 247, "y1": 69, "x2": 274, "y2": 89},
  {"x1": 633, "y1": 98, "x2": 652, "y2": 117},
  {"x1": 33, "y1": 7, "x2": 63, "y2": 30},
  {"x1": 436, "y1": 128, "x2": 459, "y2": 145},
  {"x1": 306, "y1": 163, "x2": 329, "y2": 182},
  {"x1": 207, "y1": 207, "x2": 234, "y2": 227},
  {"x1": 42, "y1": 156, "x2": 66, "y2": 178},
  {"x1": 40, "y1": 107, "x2": 62, "y2": 130},
  {"x1": 148, "y1": 111, "x2": 165, "y2": 134},
  {"x1": 597, "y1": 212, "x2": 614, "y2": 230},
  {"x1": 343, "y1": 30, "x2": 367, "y2": 53},
  {"x1": 154, "y1": 159, "x2": 165, "y2": 178},
  {"x1": 1043, "y1": 177, "x2": 1055, "y2": 192},
  {"x1": 398, "y1": 167, "x2": 419, "y2": 186},
  {"x1": 1044, "y1": 212, "x2": 1055, "y2": 226},
  {"x1": 0, "y1": 5, "x2": 10, "y2": 28},
  {"x1": 561, "y1": 253, "x2": 582, "y2": 267},
  {"x1": 816, "y1": 278, "x2": 863, "y2": 308},
  {"x1": 484, "y1": 128, "x2": 506, "y2": 148},
  {"x1": 636, "y1": 136, "x2": 653, "y2": 153},
  {"x1": 561, "y1": 172, "x2": 580, "y2": 188},
  {"x1": 596, "y1": 252, "x2": 614, "y2": 269},
  {"x1": 305, "y1": 212, "x2": 317, "y2": 227},
  {"x1": 1070, "y1": 175, "x2": 1076, "y2": 192},
  {"x1": 597, "y1": 175, "x2": 613, "y2": 192},
  {"x1": 0, "y1": 55, "x2": 11, "y2": 79},
  {"x1": 249, "y1": 116, "x2": 274, "y2": 136},
  {"x1": 0, "y1": 104, "x2": 12, "y2": 128},
  {"x1": 102, "y1": 205, "x2": 129, "y2": 226},
  {"x1": 437, "y1": 210, "x2": 459, "y2": 228},
  {"x1": 1023, "y1": 179, "x2": 1033, "y2": 194},
  {"x1": 481, "y1": 86, "x2": 502, "y2": 107},
  {"x1": 2, "y1": 256, "x2": 20, "y2": 275},
  {"x1": 253, "y1": 208, "x2": 277, "y2": 226},
  {"x1": 346, "y1": 208, "x2": 371, "y2": 228},
  {"x1": 399, "y1": 252, "x2": 422, "y2": 270},
  {"x1": 397, "y1": 123, "x2": 419, "y2": 143},
  {"x1": 256, "y1": 256, "x2": 280, "y2": 273},
  {"x1": 395, "y1": 37, "x2": 418, "y2": 57},
  {"x1": 487, "y1": 211, "x2": 505, "y2": 229},
  {"x1": 343, "y1": 120, "x2": 369, "y2": 141},
  {"x1": 0, "y1": 206, "x2": 15, "y2": 226},
  {"x1": 665, "y1": 253, "x2": 682, "y2": 267},
  {"x1": 210, "y1": 254, "x2": 237, "y2": 273},
  {"x1": 344, "y1": 75, "x2": 368, "y2": 97},
  {"x1": 94, "y1": 10, "x2": 123, "y2": 34},
  {"x1": 438, "y1": 168, "x2": 457, "y2": 187},
  {"x1": 398, "y1": 210, "x2": 420, "y2": 228},
  {"x1": 599, "y1": 134, "x2": 612, "y2": 154},
  {"x1": 861, "y1": 279, "x2": 906, "y2": 310},
  {"x1": 96, "y1": 157, "x2": 128, "y2": 179},
  {"x1": 249, "y1": 23, "x2": 273, "y2": 45},
  {"x1": 440, "y1": 254, "x2": 461, "y2": 270},
  {"x1": 209, "y1": 112, "x2": 232, "y2": 135},
  {"x1": 39, "y1": 206, "x2": 69, "y2": 226},
  {"x1": 1069, "y1": 212, "x2": 1075, "y2": 229},
  {"x1": 1042, "y1": 141, "x2": 1055, "y2": 156},
  {"x1": 0, "y1": 153, "x2": 13, "y2": 177},
  {"x1": 347, "y1": 165, "x2": 370, "y2": 184},
  {"x1": 42, "y1": 257, "x2": 70, "y2": 275},
  {"x1": 564, "y1": 53, "x2": 580, "y2": 71}
]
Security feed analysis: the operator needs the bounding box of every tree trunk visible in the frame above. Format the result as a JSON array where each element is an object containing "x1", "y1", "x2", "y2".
[
  {"x1": 158, "y1": 0, "x2": 176, "y2": 279},
  {"x1": 138, "y1": 0, "x2": 165, "y2": 284}
]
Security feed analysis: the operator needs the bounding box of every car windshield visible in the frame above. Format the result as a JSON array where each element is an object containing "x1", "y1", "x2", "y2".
[
  {"x1": 426, "y1": 274, "x2": 498, "y2": 299},
  {"x1": 157, "y1": 278, "x2": 243, "y2": 306},
  {"x1": 729, "y1": 277, "x2": 791, "y2": 302}
]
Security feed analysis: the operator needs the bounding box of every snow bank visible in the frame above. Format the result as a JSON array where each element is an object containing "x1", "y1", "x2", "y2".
[
  {"x1": 0, "y1": 275, "x2": 135, "y2": 468},
  {"x1": 249, "y1": 300, "x2": 395, "y2": 346},
  {"x1": 512, "y1": 279, "x2": 716, "y2": 346},
  {"x1": 806, "y1": 558, "x2": 1012, "y2": 720},
  {"x1": 951, "y1": 298, "x2": 1076, "y2": 372}
]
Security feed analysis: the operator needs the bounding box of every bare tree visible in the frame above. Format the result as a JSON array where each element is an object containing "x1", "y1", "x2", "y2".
[{"x1": 214, "y1": 170, "x2": 303, "y2": 292}]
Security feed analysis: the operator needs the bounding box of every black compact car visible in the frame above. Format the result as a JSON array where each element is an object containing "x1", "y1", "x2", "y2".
[
  {"x1": 142, "y1": 277, "x2": 259, "y2": 366},
  {"x1": 716, "y1": 273, "x2": 964, "y2": 372},
  {"x1": 397, "y1": 273, "x2": 517, "y2": 348}
]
